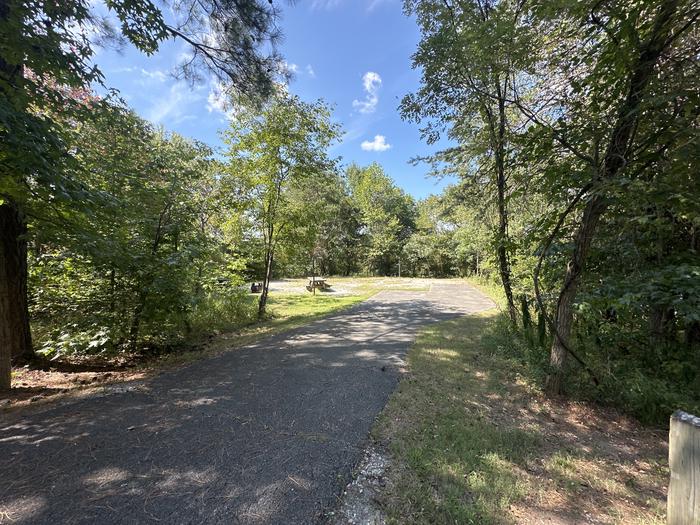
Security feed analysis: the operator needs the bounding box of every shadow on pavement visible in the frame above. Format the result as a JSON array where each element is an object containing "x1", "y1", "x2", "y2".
[{"x1": 0, "y1": 284, "x2": 495, "y2": 524}]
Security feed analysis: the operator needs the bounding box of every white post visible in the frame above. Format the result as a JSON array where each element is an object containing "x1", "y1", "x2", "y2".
[{"x1": 668, "y1": 410, "x2": 700, "y2": 525}]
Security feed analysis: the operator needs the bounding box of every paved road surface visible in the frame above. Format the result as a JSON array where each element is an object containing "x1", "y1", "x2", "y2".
[{"x1": 0, "y1": 282, "x2": 494, "y2": 524}]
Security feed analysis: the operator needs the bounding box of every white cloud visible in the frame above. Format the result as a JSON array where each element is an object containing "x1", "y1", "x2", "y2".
[
  {"x1": 107, "y1": 66, "x2": 137, "y2": 74},
  {"x1": 284, "y1": 62, "x2": 299, "y2": 74},
  {"x1": 140, "y1": 68, "x2": 168, "y2": 82},
  {"x1": 207, "y1": 80, "x2": 241, "y2": 122},
  {"x1": 311, "y1": 0, "x2": 343, "y2": 9},
  {"x1": 206, "y1": 80, "x2": 238, "y2": 120},
  {"x1": 306, "y1": 64, "x2": 316, "y2": 78},
  {"x1": 353, "y1": 71, "x2": 382, "y2": 114},
  {"x1": 361, "y1": 135, "x2": 391, "y2": 152},
  {"x1": 207, "y1": 88, "x2": 227, "y2": 114},
  {"x1": 178, "y1": 48, "x2": 194, "y2": 64},
  {"x1": 147, "y1": 82, "x2": 198, "y2": 124}
]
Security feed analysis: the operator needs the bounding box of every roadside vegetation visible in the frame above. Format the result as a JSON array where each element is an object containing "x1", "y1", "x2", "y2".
[
  {"x1": 8, "y1": 277, "x2": 426, "y2": 405},
  {"x1": 3, "y1": 0, "x2": 698, "y2": 430},
  {"x1": 1, "y1": 1, "x2": 697, "y2": 523},
  {"x1": 375, "y1": 308, "x2": 668, "y2": 525}
]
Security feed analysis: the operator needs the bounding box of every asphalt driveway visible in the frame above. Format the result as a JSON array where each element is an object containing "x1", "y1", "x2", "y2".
[{"x1": 0, "y1": 282, "x2": 495, "y2": 524}]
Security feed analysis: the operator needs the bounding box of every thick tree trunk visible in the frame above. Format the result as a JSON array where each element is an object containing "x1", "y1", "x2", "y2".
[
  {"x1": 0, "y1": 199, "x2": 34, "y2": 389},
  {"x1": 544, "y1": 0, "x2": 680, "y2": 395},
  {"x1": 0, "y1": 0, "x2": 34, "y2": 390},
  {"x1": 545, "y1": 196, "x2": 607, "y2": 395}
]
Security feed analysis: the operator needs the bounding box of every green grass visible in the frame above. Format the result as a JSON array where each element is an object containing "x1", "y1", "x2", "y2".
[
  {"x1": 464, "y1": 275, "x2": 507, "y2": 309},
  {"x1": 373, "y1": 310, "x2": 668, "y2": 524},
  {"x1": 266, "y1": 291, "x2": 371, "y2": 327},
  {"x1": 374, "y1": 313, "x2": 537, "y2": 524}
]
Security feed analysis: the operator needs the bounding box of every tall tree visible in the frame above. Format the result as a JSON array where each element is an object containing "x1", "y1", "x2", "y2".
[
  {"x1": 522, "y1": 0, "x2": 699, "y2": 395},
  {"x1": 0, "y1": 0, "x2": 285, "y2": 389},
  {"x1": 402, "y1": 0, "x2": 535, "y2": 325},
  {"x1": 347, "y1": 163, "x2": 417, "y2": 276},
  {"x1": 222, "y1": 94, "x2": 340, "y2": 317}
]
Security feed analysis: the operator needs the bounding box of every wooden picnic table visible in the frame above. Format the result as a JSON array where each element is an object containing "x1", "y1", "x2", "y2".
[{"x1": 306, "y1": 277, "x2": 331, "y2": 292}]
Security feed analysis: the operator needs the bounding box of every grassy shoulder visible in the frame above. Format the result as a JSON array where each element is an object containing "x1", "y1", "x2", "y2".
[
  {"x1": 373, "y1": 311, "x2": 668, "y2": 524},
  {"x1": 191, "y1": 275, "x2": 430, "y2": 359},
  {"x1": 177, "y1": 290, "x2": 373, "y2": 365}
]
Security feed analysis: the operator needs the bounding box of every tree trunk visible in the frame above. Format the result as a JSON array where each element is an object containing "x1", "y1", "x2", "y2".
[
  {"x1": 494, "y1": 82, "x2": 518, "y2": 325},
  {"x1": 545, "y1": 196, "x2": 607, "y2": 395},
  {"x1": 0, "y1": 198, "x2": 34, "y2": 389},
  {"x1": 311, "y1": 258, "x2": 316, "y2": 296},
  {"x1": 258, "y1": 246, "x2": 274, "y2": 318},
  {"x1": 109, "y1": 268, "x2": 116, "y2": 313},
  {"x1": 686, "y1": 321, "x2": 700, "y2": 347},
  {"x1": 129, "y1": 290, "x2": 147, "y2": 351},
  {"x1": 544, "y1": 0, "x2": 680, "y2": 395},
  {"x1": 650, "y1": 305, "x2": 676, "y2": 344},
  {"x1": 0, "y1": 1, "x2": 34, "y2": 390}
]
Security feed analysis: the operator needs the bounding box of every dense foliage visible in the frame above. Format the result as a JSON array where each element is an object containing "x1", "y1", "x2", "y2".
[
  {"x1": 403, "y1": 0, "x2": 700, "y2": 422},
  {"x1": 0, "y1": 0, "x2": 284, "y2": 388},
  {"x1": 29, "y1": 107, "x2": 255, "y2": 357}
]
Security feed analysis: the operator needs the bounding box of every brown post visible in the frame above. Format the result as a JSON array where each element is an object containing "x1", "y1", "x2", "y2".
[
  {"x1": 668, "y1": 411, "x2": 700, "y2": 524},
  {"x1": 312, "y1": 258, "x2": 316, "y2": 296}
]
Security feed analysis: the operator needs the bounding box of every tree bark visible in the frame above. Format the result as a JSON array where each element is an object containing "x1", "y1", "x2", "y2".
[
  {"x1": 258, "y1": 245, "x2": 274, "y2": 318},
  {"x1": 0, "y1": 0, "x2": 34, "y2": 390},
  {"x1": 544, "y1": 0, "x2": 681, "y2": 395},
  {"x1": 686, "y1": 321, "x2": 700, "y2": 347},
  {"x1": 129, "y1": 292, "x2": 146, "y2": 351},
  {"x1": 494, "y1": 84, "x2": 518, "y2": 325},
  {"x1": 129, "y1": 200, "x2": 170, "y2": 349},
  {"x1": 0, "y1": 198, "x2": 34, "y2": 389},
  {"x1": 545, "y1": 195, "x2": 607, "y2": 395}
]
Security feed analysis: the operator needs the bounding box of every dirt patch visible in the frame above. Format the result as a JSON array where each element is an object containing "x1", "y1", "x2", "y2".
[
  {"x1": 508, "y1": 393, "x2": 667, "y2": 525},
  {"x1": 3, "y1": 365, "x2": 146, "y2": 409}
]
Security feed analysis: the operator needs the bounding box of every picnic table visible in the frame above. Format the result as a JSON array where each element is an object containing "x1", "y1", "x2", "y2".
[{"x1": 306, "y1": 277, "x2": 331, "y2": 292}]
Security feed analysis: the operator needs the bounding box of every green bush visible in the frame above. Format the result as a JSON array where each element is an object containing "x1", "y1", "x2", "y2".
[
  {"x1": 486, "y1": 309, "x2": 700, "y2": 425},
  {"x1": 188, "y1": 289, "x2": 258, "y2": 336}
]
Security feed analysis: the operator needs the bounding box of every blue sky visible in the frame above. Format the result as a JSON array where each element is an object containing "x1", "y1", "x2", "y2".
[{"x1": 93, "y1": 0, "x2": 454, "y2": 199}]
